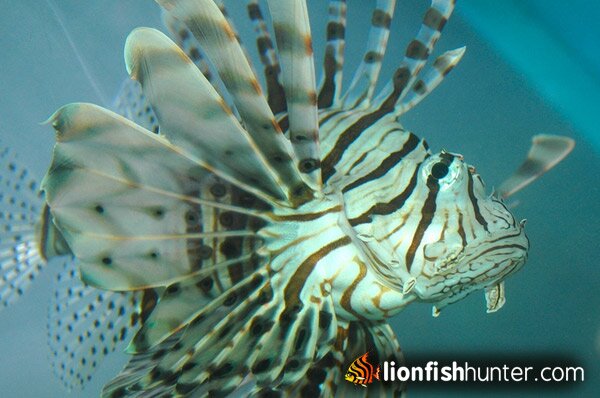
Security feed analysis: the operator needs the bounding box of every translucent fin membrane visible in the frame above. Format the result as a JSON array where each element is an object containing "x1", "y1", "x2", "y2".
[
  {"x1": 48, "y1": 260, "x2": 141, "y2": 390},
  {"x1": 101, "y1": 333, "x2": 183, "y2": 398},
  {"x1": 112, "y1": 80, "x2": 160, "y2": 135},
  {"x1": 0, "y1": 147, "x2": 45, "y2": 309},
  {"x1": 158, "y1": 0, "x2": 313, "y2": 204}
]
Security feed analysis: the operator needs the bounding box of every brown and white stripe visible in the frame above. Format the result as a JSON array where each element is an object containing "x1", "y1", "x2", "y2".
[
  {"x1": 343, "y1": 0, "x2": 397, "y2": 109},
  {"x1": 318, "y1": 0, "x2": 347, "y2": 109},
  {"x1": 32, "y1": 1, "x2": 572, "y2": 397},
  {"x1": 268, "y1": 0, "x2": 322, "y2": 189},
  {"x1": 158, "y1": 0, "x2": 312, "y2": 204}
]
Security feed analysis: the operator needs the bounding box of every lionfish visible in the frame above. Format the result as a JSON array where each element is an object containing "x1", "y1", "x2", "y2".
[
  {"x1": 0, "y1": 0, "x2": 574, "y2": 396},
  {"x1": 344, "y1": 352, "x2": 380, "y2": 387}
]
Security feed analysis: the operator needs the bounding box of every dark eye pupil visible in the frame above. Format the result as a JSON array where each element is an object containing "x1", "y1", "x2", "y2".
[{"x1": 431, "y1": 162, "x2": 449, "y2": 179}]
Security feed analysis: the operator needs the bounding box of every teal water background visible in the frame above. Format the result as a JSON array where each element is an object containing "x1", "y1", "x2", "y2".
[{"x1": 0, "y1": 1, "x2": 598, "y2": 396}]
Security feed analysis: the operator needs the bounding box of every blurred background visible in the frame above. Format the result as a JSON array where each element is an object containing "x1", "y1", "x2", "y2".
[{"x1": 0, "y1": 0, "x2": 598, "y2": 396}]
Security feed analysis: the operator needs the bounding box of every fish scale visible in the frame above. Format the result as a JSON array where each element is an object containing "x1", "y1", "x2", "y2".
[{"x1": 0, "y1": 0, "x2": 575, "y2": 397}]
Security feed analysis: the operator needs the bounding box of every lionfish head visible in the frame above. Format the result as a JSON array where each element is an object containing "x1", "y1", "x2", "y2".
[{"x1": 402, "y1": 150, "x2": 529, "y2": 313}]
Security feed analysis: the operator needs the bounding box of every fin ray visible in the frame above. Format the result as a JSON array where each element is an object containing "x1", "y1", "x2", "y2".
[
  {"x1": 268, "y1": 0, "x2": 322, "y2": 188},
  {"x1": 246, "y1": 0, "x2": 287, "y2": 115},
  {"x1": 397, "y1": 46, "x2": 466, "y2": 114},
  {"x1": 158, "y1": 0, "x2": 312, "y2": 204},
  {"x1": 374, "y1": 0, "x2": 456, "y2": 109},
  {"x1": 42, "y1": 103, "x2": 267, "y2": 290},
  {"x1": 318, "y1": 0, "x2": 347, "y2": 109},
  {"x1": 343, "y1": 0, "x2": 397, "y2": 109}
]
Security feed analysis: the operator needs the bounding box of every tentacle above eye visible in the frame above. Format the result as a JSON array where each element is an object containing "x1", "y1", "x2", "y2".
[{"x1": 498, "y1": 134, "x2": 575, "y2": 199}]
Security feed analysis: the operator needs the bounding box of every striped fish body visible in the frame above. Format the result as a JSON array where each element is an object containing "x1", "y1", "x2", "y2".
[
  {"x1": 265, "y1": 110, "x2": 435, "y2": 322},
  {"x1": 344, "y1": 352, "x2": 380, "y2": 386},
  {"x1": 264, "y1": 195, "x2": 412, "y2": 322},
  {"x1": 311, "y1": 107, "x2": 529, "y2": 317},
  {"x1": 30, "y1": 0, "x2": 573, "y2": 396}
]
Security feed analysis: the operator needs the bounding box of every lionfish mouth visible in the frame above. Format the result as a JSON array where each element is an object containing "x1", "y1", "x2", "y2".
[
  {"x1": 462, "y1": 225, "x2": 528, "y2": 271},
  {"x1": 420, "y1": 224, "x2": 529, "y2": 308}
]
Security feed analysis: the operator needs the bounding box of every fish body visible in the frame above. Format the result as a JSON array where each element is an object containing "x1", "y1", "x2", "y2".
[
  {"x1": 0, "y1": 0, "x2": 574, "y2": 396},
  {"x1": 344, "y1": 352, "x2": 380, "y2": 387}
]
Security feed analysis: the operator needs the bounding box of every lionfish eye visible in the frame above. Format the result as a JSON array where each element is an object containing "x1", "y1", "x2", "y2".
[{"x1": 430, "y1": 162, "x2": 450, "y2": 179}]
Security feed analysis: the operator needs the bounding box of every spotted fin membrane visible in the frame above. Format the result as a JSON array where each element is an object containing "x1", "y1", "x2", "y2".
[
  {"x1": 4, "y1": 0, "x2": 274, "y2": 391},
  {"x1": 1, "y1": 58, "x2": 178, "y2": 390},
  {"x1": 0, "y1": 147, "x2": 44, "y2": 308},
  {"x1": 48, "y1": 263, "x2": 145, "y2": 390},
  {"x1": 0, "y1": 145, "x2": 145, "y2": 390}
]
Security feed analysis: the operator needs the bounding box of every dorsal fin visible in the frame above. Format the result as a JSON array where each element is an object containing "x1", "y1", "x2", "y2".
[
  {"x1": 318, "y1": 0, "x2": 347, "y2": 109},
  {"x1": 246, "y1": 0, "x2": 287, "y2": 115},
  {"x1": 158, "y1": 0, "x2": 313, "y2": 205},
  {"x1": 267, "y1": 0, "x2": 322, "y2": 190},
  {"x1": 396, "y1": 46, "x2": 466, "y2": 114},
  {"x1": 373, "y1": 0, "x2": 456, "y2": 110},
  {"x1": 342, "y1": 0, "x2": 397, "y2": 109}
]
